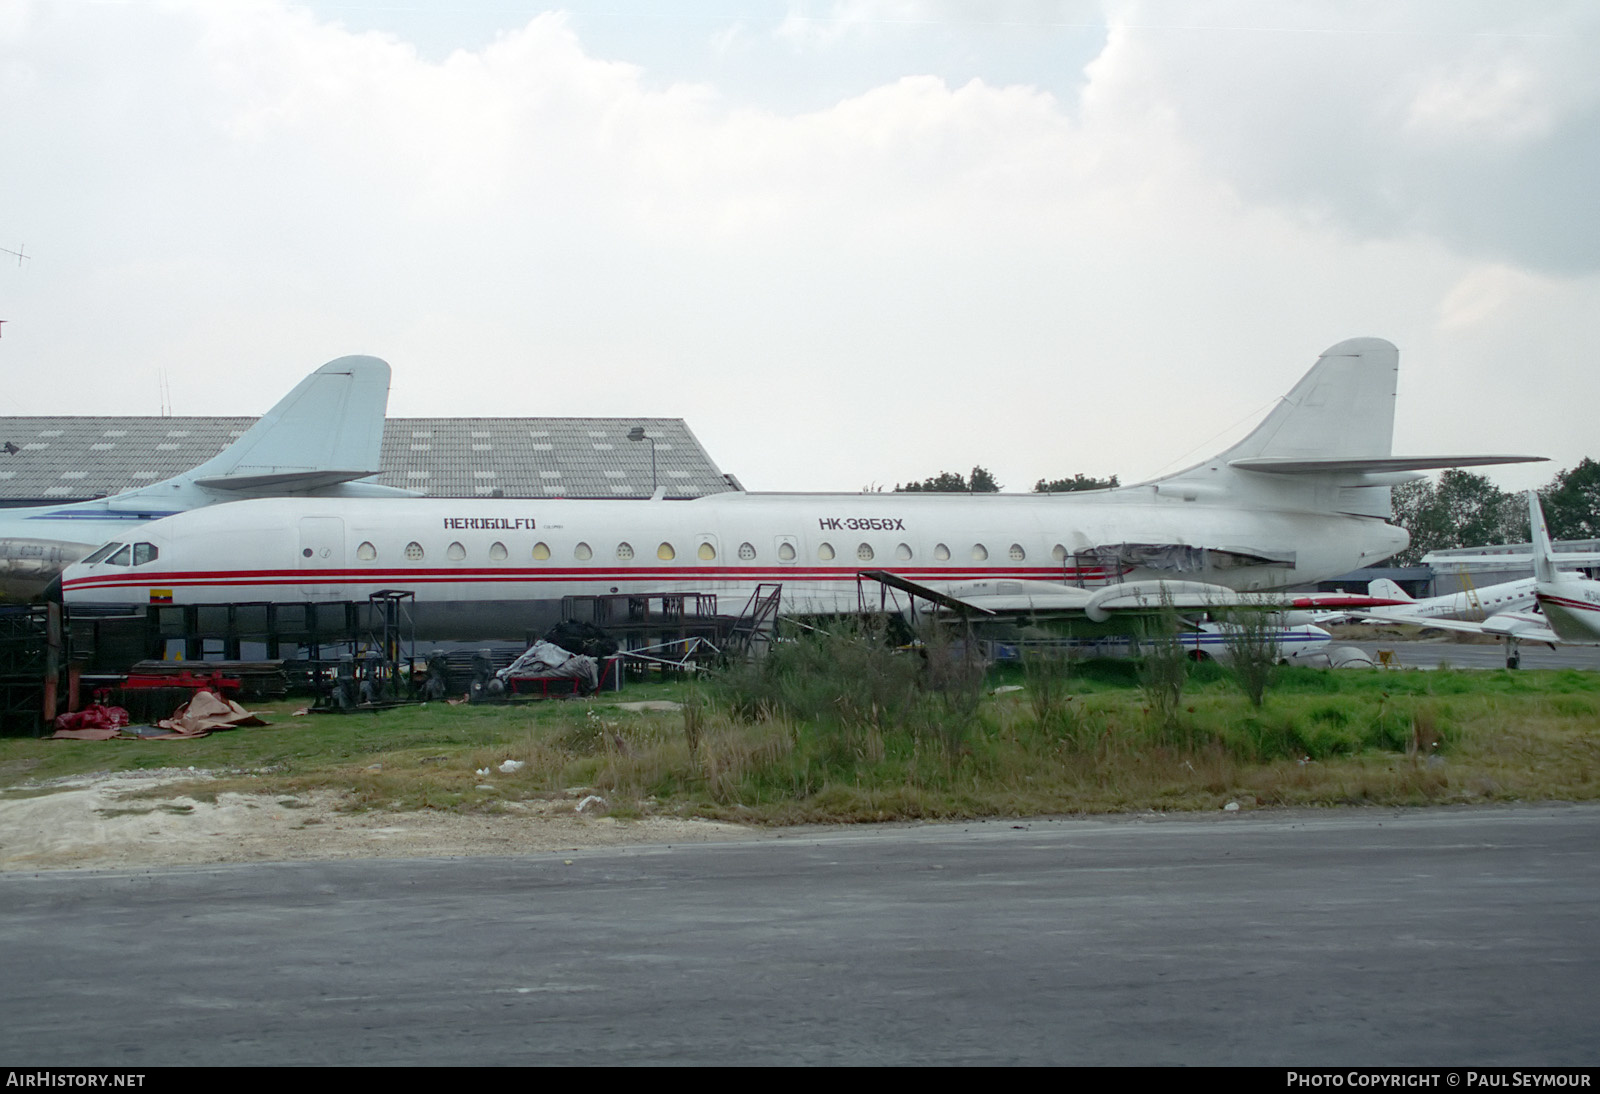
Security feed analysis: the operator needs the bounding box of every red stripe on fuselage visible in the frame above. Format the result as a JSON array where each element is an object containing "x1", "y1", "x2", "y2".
[
  {"x1": 63, "y1": 564, "x2": 1127, "y2": 595},
  {"x1": 1537, "y1": 593, "x2": 1600, "y2": 614}
]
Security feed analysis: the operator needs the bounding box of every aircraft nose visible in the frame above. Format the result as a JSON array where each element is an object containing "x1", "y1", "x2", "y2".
[{"x1": 41, "y1": 574, "x2": 63, "y2": 603}]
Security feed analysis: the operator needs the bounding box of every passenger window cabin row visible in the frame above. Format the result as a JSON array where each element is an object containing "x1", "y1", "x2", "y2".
[
  {"x1": 350, "y1": 539, "x2": 1074, "y2": 564},
  {"x1": 81, "y1": 538, "x2": 1074, "y2": 568}
]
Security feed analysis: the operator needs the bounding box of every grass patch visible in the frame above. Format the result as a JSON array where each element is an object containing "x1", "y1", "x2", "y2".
[
  {"x1": 2, "y1": 661, "x2": 1599, "y2": 823},
  {"x1": 0, "y1": 785, "x2": 75, "y2": 800}
]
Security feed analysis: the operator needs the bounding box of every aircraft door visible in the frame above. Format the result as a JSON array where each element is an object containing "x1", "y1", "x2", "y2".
[
  {"x1": 298, "y1": 516, "x2": 345, "y2": 601},
  {"x1": 692, "y1": 534, "x2": 725, "y2": 596}
]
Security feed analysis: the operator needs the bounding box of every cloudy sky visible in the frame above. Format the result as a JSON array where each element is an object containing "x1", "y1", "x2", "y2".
[{"x1": 2, "y1": 0, "x2": 1595, "y2": 493}]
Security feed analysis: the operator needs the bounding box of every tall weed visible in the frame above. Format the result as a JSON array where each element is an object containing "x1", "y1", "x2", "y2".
[
  {"x1": 1214, "y1": 608, "x2": 1279, "y2": 708},
  {"x1": 1138, "y1": 594, "x2": 1188, "y2": 737}
]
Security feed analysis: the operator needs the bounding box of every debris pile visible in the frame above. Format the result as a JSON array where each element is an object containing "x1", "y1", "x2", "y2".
[{"x1": 49, "y1": 689, "x2": 266, "y2": 740}]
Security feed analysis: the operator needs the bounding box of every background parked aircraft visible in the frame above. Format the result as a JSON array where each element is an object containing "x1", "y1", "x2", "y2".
[
  {"x1": 1340, "y1": 576, "x2": 1540, "y2": 624},
  {"x1": 1355, "y1": 493, "x2": 1600, "y2": 667},
  {"x1": 0, "y1": 356, "x2": 396, "y2": 600}
]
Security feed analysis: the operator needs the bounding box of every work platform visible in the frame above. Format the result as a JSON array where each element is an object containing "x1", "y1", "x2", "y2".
[{"x1": 7, "y1": 583, "x2": 785, "y2": 731}]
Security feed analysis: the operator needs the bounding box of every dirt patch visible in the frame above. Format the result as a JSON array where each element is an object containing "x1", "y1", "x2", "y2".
[{"x1": 0, "y1": 768, "x2": 755, "y2": 872}]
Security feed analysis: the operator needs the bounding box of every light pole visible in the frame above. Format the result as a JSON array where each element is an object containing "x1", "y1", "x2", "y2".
[{"x1": 627, "y1": 426, "x2": 657, "y2": 497}]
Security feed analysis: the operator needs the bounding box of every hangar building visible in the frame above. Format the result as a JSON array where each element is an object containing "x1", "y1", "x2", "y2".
[{"x1": 0, "y1": 416, "x2": 739, "y2": 504}]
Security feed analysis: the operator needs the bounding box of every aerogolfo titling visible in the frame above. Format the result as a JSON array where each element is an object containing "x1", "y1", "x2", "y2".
[{"x1": 442, "y1": 518, "x2": 535, "y2": 530}]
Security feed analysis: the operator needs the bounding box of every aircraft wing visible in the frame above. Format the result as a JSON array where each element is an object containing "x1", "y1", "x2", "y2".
[
  {"x1": 1349, "y1": 609, "x2": 1561, "y2": 644},
  {"x1": 1348, "y1": 612, "x2": 1495, "y2": 635},
  {"x1": 1279, "y1": 591, "x2": 1412, "y2": 610},
  {"x1": 1423, "y1": 550, "x2": 1600, "y2": 568},
  {"x1": 858, "y1": 572, "x2": 1386, "y2": 623}
]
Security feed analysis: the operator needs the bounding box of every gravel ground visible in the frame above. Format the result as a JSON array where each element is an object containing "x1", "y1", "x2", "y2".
[{"x1": 0, "y1": 768, "x2": 755, "y2": 872}]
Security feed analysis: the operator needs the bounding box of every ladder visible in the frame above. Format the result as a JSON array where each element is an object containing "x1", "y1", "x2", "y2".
[{"x1": 725, "y1": 584, "x2": 783, "y2": 659}]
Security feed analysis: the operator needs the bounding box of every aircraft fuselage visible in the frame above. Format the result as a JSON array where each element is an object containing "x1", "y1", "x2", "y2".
[{"x1": 62, "y1": 490, "x2": 1408, "y2": 640}]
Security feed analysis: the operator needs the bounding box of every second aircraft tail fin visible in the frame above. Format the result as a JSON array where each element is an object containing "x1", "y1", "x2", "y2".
[
  {"x1": 1367, "y1": 578, "x2": 1413, "y2": 602},
  {"x1": 184, "y1": 355, "x2": 390, "y2": 493},
  {"x1": 1529, "y1": 491, "x2": 1558, "y2": 584}
]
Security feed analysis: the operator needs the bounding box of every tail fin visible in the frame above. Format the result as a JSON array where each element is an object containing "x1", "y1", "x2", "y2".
[
  {"x1": 1368, "y1": 578, "x2": 1413, "y2": 602},
  {"x1": 184, "y1": 355, "x2": 390, "y2": 493},
  {"x1": 1529, "y1": 491, "x2": 1557, "y2": 584},
  {"x1": 1220, "y1": 337, "x2": 1399, "y2": 465},
  {"x1": 1149, "y1": 338, "x2": 1402, "y2": 517},
  {"x1": 1150, "y1": 338, "x2": 1543, "y2": 519}
]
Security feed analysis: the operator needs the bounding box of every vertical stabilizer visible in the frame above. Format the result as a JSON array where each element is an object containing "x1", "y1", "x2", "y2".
[
  {"x1": 1148, "y1": 338, "x2": 1402, "y2": 519},
  {"x1": 1529, "y1": 491, "x2": 1557, "y2": 584},
  {"x1": 1367, "y1": 578, "x2": 1412, "y2": 602},
  {"x1": 175, "y1": 356, "x2": 390, "y2": 494},
  {"x1": 1217, "y1": 338, "x2": 1398, "y2": 464}
]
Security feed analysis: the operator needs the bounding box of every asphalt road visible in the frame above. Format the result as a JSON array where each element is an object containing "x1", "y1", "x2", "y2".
[
  {"x1": 1344, "y1": 638, "x2": 1600, "y2": 671},
  {"x1": 3, "y1": 806, "x2": 1598, "y2": 1066}
]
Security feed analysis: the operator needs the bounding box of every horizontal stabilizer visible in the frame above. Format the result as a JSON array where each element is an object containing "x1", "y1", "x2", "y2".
[
  {"x1": 1229, "y1": 455, "x2": 1546, "y2": 474},
  {"x1": 193, "y1": 469, "x2": 378, "y2": 492}
]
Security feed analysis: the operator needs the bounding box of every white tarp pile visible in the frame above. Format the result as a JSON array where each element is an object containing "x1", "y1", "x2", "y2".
[{"x1": 495, "y1": 640, "x2": 599, "y2": 692}]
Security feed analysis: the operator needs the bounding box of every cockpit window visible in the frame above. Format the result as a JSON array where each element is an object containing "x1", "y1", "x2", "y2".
[
  {"x1": 132, "y1": 543, "x2": 158, "y2": 566},
  {"x1": 81, "y1": 542, "x2": 122, "y2": 565},
  {"x1": 105, "y1": 545, "x2": 132, "y2": 567}
]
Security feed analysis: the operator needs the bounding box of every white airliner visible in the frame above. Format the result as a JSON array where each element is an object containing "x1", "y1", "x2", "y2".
[
  {"x1": 59, "y1": 337, "x2": 1542, "y2": 641},
  {"x1": 1354, "y1": 493, "x2": 1600, "y2": 667},
  {"x1": 1346, "y1": 576, "x2": 1540, "y2": 624},
  {"x1": 1, "y1": 355, "x2": 396, "y2": 600}
]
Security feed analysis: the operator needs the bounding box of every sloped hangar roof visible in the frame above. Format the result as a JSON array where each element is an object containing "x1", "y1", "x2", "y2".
[{"x1": 0, "y1": 416, "x2": 734, "y2": 502}]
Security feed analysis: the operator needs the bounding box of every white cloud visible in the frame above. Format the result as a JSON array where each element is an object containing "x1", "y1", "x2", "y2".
[
  {"x1": 1094, "y1": 0, "x2": 1600, "y2": 273},
  {"x1": 0, "y1": 0, "x2": 1594, "y2": 494},
  {"x1": 774, "y1": 0, "x2": 929, "y2": 50},
  {"x1": 1436, "y1": 265, "x2": 1546, "y2": 331},
  {"x1": 1405, "y1": 58, "x2": 1555, "y2": 144}
]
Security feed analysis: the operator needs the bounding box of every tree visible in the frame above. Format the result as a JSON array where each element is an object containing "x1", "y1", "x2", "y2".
[
  {"x1": 894, "y1": 466, "x2": 1002, "y2": 493},
  {"x1": 968, "y1": 465, "x2": 1001, "y2": 493},
  {"x1": 895, "y1": 471, "x2": 966, "y2": 492},
  {"x1": 1033, "y1": 473, "x2": 1118, "y2": 493},
  {"x1": 1540, "y1": 458, "x2": 1600, "y2": 542},
  {"x1": 1389, "y1": 470, "x2": 1522, "y2": 565}
]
